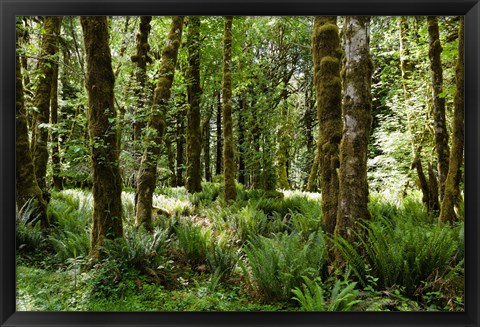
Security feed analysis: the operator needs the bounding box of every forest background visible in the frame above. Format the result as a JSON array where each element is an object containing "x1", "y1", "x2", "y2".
[{"x1": 15, "y1": 15, "x2": 464, "y2": 311}]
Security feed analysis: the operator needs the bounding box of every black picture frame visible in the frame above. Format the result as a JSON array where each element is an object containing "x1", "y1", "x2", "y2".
[{"x1": 1, "y1": 0, "x2": 478, "y2": 326}]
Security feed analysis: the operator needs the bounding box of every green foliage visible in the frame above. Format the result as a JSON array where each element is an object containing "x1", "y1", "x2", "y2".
[
  {"x1": 174, "y1": 222, "x2": 211, "y2": 266},
  {"x1": 206, "y1": 240, "x2": 238, "y2": 280},
  {"x1": 292, "y1": 276, "x2": 361, "y2": 311},
  {"x1": 16, "y1": 199, "x2": 48, "y2": 256},
  {"x1": 242, "y1": 231, "x2": 326, "y2": 302}
]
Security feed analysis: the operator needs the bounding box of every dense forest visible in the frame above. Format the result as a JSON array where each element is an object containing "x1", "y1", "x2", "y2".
[{"x1": 15, "y1": 16, "x2": 464, "y2": 311}]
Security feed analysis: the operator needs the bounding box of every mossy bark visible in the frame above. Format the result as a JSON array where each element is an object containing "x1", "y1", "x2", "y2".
[
  {"x1": 335, "y1": 16, "x2": 373, "y2": 245},
  {"x1": 202, "y1": 106, "x2": 213, "y2": 182},
  {"x1": 185, "y1": 16, "x2": 203, "y2": 193},
  {"x1": 132, "y1": 16, "x2": 152, "y2": 155},
  {"x1": 439, "y1": 17, "x2": 464, "y2": 223},
  {"x1": 16, "y1": 24, "x2": 49, "y2": 229},
  {"x1": 135, "y1": 16, "x2": 184, "y2": 230},
  {"x1": 81, "y1": 16, "x2": 123, "y2": 260},
  {"x1": 31, "y1": 16, "x2": 62, "y2": 195},
  {"x1": 176, "y1": 107, "x2": 186, "y2": 187},
  {"x1": 237, "y1": 96, "x2": 247, "y2": 185},
  {"x1": 312, "y1": 16, "x2": 343, "y2": 235},
  {"x1": 222, "y1": 16, "x2": 236, "y2": 202},
  {"x1": 427, "y1": 16, "x2": 450, "y2": 201}
]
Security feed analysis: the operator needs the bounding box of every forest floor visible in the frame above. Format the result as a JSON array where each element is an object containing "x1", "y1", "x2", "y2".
[{"x1": 16, "y1": 183, "x2": 464, "y2": 311}]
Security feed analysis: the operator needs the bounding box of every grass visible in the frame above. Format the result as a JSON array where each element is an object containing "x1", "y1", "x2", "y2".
[{"x1": 16, "y1": 185, "x2": 464, "y2": 312}]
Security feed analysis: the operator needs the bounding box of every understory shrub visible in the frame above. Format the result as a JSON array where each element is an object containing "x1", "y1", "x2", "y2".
[
  {"x1": 174, "y1": 222, "x2": 211, "y2": 266},
  {"x1": 242, "y1": 231, "x2": 327, "y2": 302}
]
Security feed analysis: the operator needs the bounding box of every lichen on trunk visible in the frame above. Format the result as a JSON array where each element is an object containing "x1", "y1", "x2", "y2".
[
  {"x1": 222, "y1": 16, "x2": 237, "y2": 202},
  {"x1": 135, "y1": 16, "x2": 184, "y2": 230},
  {"x1": 312, "y1": 16, "x2": 343, "y2": 235},
  {"x1": 439, "y1": 16, "x2": 464, "y2": 223},
  {"x1": 335, "y1": 16, "x2": 373, "y2": 246},
  {"x1": 31, "y1": 16, "x2": 62, "y2": 196},
  {"x1": 81, "y1": 16, "x2": 123, "y2": 260},
  {"x1": 427, "y1": 16, "x2": 450, "y2": 202}
]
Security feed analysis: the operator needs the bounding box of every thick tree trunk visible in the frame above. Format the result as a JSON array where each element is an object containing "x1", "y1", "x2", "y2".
[
  {"x1": 335, "y1": 16, "x2": 373, "y2": 245},
  {"x1": 51, "y1": 59, "x2": 63, "y2": 190},
  {"x1": 215, "y1": 91, "x2": 223, "y2": 176},
  {"x1": 185, "y1": 16, "x2": 203, "y2": 193},
  {"x1": 222, "y1": 16, "x2": 237, "y2": 202},
  {"x1": 31, "y1": 16, "x2": 62, "y2": 195},
  {"x1": 440, "y1": 17, "x2": 464, "y2": 223},
  {"x1": 16, "y1": 24, "x2": 49, "y2": 229},
  {"x1": 312, "y1": 16, "x2": 343, "y2": 235},
  {"x1": 132, "y1": 16, "x2": 153, "y2": 157},
  {"x1": 81, "y1": 16, "x2": 123, "y2": 260},
  {"x1": 427, "y1": 16, "x2": 450, "y2": 201},
  {"x1": 135, "y1": 16, "x2": 184, "y2": 230}
]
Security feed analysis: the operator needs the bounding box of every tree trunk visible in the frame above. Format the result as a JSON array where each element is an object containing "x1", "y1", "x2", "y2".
[
  {"x1": 51, "y1": 58, "x2": 63, "y2": 190},
  {"x1": 185, "y1": 16, "x2": 203, "y2": 193},
  {"x1": 427, "y1": 16, "x2": 450, "y2": 202},
  {"x1": 81, "y1": 16, "x2": 123, "y2": 260},
  {"x1": 312, "y1": 16, "x2": 343, "y2": 235},
  {"x1": 132, "y1": 16, "x2": 153, "y2": 158},
  {"x1": 238, "y1": 96, "x2": 246, "y2": 185},
  {"x1": 135, "y1": 16, "x2": 184, "y2": 230},
  {"x1": 215, "y1": 91, "x2": 223, "y2": 176},
  {"x1": 439, "y1": 17, "x2": 464, "y2": 223},
  {"x1": 16, "y1": 23, "x2": 49, "y2": 229},
  {"x1": 222, "y1": 16, "x2": 236, "y2": 202},
  {"x1": 203, "y1": 107, "x2": 212, "y2": 182},
  {"x1": 335, "y1": 16, "x2": 373, "y2": 245},
  {"x1": 31, "y1": 16, "x2": 62, "y2": 196}
]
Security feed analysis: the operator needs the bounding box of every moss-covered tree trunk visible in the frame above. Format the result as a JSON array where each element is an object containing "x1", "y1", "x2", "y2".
[
  {"x1": 202, "y1": 106, "x2": 213, "y2": 182},
  {"x1": 439, "y1": 17, "x2": 464, "y2": 223},
  {"x1": 335, "y1": 16, "x2": 373, "y2": 245},
  {"x1": 312, "y1": 16, "x2": 343, "y2": 235},
  {"x1": 238, "y1": 96, "x2": 247, "y2": 185},
  {"x1": 135, "y1": 16, "x2": 184, "y2": 230},
  {"x1": 215, "y1": 91, "x2": 223, "y2": 176},
  {"x1": 132, "y1": 16, "x2": 153, "y2": 156},
  {"x1": 81, "y1": 16, "x2": 123, "y2": 260},
  {"x1": 31, "y1": 16, "x2": 62, "y2": 195},
  {"x1": 427, "y1": 16, "x2": 450, "y2": 202},
  {"x1": 185, "y1": 16, "x2": 203, "y2": 193},
  {"x1": 16, "y1": 23, "x2": 49, "y2": 229},
  {"x1": 276, "y1": 99, "x2": 291, "y2": 190},
  {"x1": 50, "y1": 58, "x2": 63, "y2": 190},
  {"x1": 222, "y1": 16, "x2": 236, "y2": 202},
  {"x1": 176, "y1": 109, "x2": 186, "y2": 187}
]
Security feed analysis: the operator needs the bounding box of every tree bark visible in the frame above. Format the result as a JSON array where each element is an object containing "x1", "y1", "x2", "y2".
[
  {"x1": 312, "y1": 16, "x2": 343, "y2": 235},
  {"x1": 335, "y1": 16, "x2": 373, "y2": 245},
  {"x1": 215, "y1": 91, "x2": 223, "y2": 176},
  {"x1": 222, "y1": 16, "x2": 237, "y2": 202},
  {"x1": 439, "y1": 16, "x2": 464, "y2": 223},
  {"x1": 238, "y1": 96, "x2": 247, "y2": 185},
  {"x1": 176, "y1": 109, "x2": 185, "y2": 187},
  {"x1": 203, "y1": 106, "x2": 212, "y2": 182},
  {"x1": 81, "y1": 16, "x2": 123, "y2": 260},
  {"x1": 135, "y1": 16, "x2": 184, "y2": 230},
  {"x1": 15, "y1": 22, "x2": 49, "y2": 229},
  {"x1": 132, "y1": 16, "x2": 153, "y2": 157},
  {"x1": 427, "y1": 16, "x2": 450, "y2": 202},
  {"x1": 31, "y1": 16, "x2": 62, "y2": 196},
  {"x1": 185, "y1": 16, "x2": 203, "y2": 193},
  {"x1": 51, "y1": 57, "x2": 63, "y2": 190}
]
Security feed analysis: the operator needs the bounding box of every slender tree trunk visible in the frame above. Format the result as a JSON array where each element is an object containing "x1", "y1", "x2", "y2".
[
  {"x1": 31, "y1": 16, "x2": 62, "y2": 196},
  {"x1": 185, "y1": 16, "x2": 203, "y2": 193},
  {"x1": 16, "y1": 24, "x2": 49, "y2": 229},
  {"x1": 335, "y1": 16, "x2": 373, "y2": 245},
  {"x1": 203, "y1": 110, "x2": 212, "y2": 182},
  {"x1": 51, "y1": 59, "x2": 63, "y2": 190},
  {"x1": 135, "y1": 16, "x2": 184, "y2": 230},
  {"x1": 312, "y1": 16, "x2": 343, "y2": 235},
  {"x1": 222, "y1": 16, "x2": 236, "y2": 202},
  {"x1": 238, "y1": 96, "x2": 246, "y2": 185},
  {"x1": 215, "y1": 91, "x2": 223, "y2": 176},
  {"x1": 176, "y1": 103, "x2": 186, "y2": 187},
  {"x1": 81, "y1": 16, "x2": 123, "y2": 260},
  {"x1": 427, "y1": 16, "x2": 450, "y2": 201},
  {"x1": 132, "y1": 16, "x2": 153, "y2": 158},
  {"x1": 440, "y1": 17, "x2": 464, "y2": 223}
]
